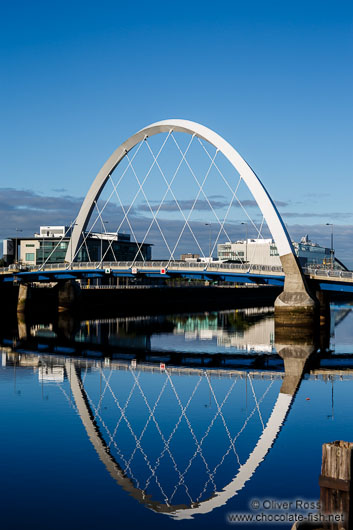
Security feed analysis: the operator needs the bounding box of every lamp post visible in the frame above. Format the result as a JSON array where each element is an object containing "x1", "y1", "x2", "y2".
[
  {"x1": 241, "y1": 222, "x2": 248, "y2": 263},
  {"x1": 15, "y1": 229, "x2": 22, "y2": 264},
  {"x1": 70, "y1": 223, "x2": 78, "y2": 269},
  {"x1": 101, "y1": 220, "x2": 109, "y2": 265},
  {"x1": 205, "y1": 223, "x2": 211, "y2": 261},
  {"x1": 326, "y1": 223, "x2": 334, "y2": 270}
]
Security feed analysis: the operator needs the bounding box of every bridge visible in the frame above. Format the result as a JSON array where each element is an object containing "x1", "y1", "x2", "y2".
[
  {"x1": 1, "y1": 260, "x2": 353, "y2": 294},
  {"x1": 2, "y1": 119, "x2": 352, "y2": 318}
]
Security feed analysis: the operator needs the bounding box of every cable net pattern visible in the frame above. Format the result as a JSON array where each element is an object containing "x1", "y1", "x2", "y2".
[
  {"x1": 71, "y1": 131, "x2": 272, "y2": 266},
  {"x1": 80, "y1": 364, "x2": 279, "y2": 509}
]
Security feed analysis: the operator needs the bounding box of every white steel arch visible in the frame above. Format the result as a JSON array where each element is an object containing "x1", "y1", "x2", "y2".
[{"x1": 65, "y1": 119, "x2": 294, "y2": 264}]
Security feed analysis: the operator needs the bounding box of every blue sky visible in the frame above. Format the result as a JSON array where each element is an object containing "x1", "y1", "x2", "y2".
[{"x1": 1, "y1": 0, "x2": 352, "y2": 264}]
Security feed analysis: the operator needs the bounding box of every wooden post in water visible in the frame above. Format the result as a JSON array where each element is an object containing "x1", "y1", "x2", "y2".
[
  {"x1": 319, "y1": 440, "x2": 353, "y2": 530},
  {"x1": 291, "y1": 441, "x2": 352, "y2": 530}
]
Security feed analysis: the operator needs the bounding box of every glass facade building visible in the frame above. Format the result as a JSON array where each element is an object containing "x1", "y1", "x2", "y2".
[{"x1": 4, "y1": 226, "x2": 152, "y2": 266}]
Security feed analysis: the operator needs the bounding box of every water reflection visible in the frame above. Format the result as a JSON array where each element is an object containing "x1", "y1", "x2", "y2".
[
  {"x1": 0, "y1": 348, "x2": 301, "y2": 519},
  {"x1": 1, "y1": 305, "x2": 353, "y2": 522},
  {"x1": 3, "y1": 304, "x2": 352, "y2": 367},
  {"x1": 16, "y1": 307, "x2": 278, "y2": 356}
]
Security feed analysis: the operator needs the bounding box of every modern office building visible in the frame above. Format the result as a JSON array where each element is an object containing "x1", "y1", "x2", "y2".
[
  {"x1": 3, "y1": 226, "x2": 152, "y2": 266},
  {"x1": 217, "y1": 235, "x2": 334, "y2": 268}
]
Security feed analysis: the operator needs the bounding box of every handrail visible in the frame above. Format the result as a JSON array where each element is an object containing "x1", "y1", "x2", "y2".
[
  {"x1": 303, "y1": 267, "x2": 353, "y2": 280},
  {"x1": 1, "y1": 261, "x2": 353, "y2": 280}
]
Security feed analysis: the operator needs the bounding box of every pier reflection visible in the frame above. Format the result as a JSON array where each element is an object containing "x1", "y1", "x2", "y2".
[{"x1": 1, "y1": 305, "x2": 352, "y2": 520}]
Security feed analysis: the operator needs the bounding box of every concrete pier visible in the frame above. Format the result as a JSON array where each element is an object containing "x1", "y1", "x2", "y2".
[
  {"x1": 57, "y1": 280, "x2": 81, "y2": 312},
  {"x1": 17, "y1": 283, "x2": 31, "y2": 313},
  {"x1": 316, "y1": 290, "x2": 331, "y2": 327},
  {"x1": 275, "y1": 253, "x2": 318, "y2": 327}
]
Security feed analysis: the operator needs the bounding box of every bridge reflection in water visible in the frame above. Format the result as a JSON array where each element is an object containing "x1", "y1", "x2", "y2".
[
  {"x1": 65, "y1": 357, "x2": 297, "y2": 520},
  {"x1": 1, "y1": 306, "x2": 352, "y2": 520}
]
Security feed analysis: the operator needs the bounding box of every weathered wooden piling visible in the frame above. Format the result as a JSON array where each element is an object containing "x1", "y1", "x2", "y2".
[
  {"x1": 292, "y1": 441, "x2": 352, "y2": 529},
  {"x1": 319, "y1": 440, "x2": 352, "y2": 530}
]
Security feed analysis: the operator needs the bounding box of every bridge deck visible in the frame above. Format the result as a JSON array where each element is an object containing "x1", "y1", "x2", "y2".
[{"x1": 1, "y1": 261, "x2": 353, "y2": 292}]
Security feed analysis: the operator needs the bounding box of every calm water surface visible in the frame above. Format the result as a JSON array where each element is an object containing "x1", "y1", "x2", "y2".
[{"x1": 1, "y1": 305, "x2": 353, "y2": 530}]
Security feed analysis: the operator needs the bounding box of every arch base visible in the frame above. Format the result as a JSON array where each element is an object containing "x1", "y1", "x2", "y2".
[{"x1": 275, "y1": 253, "x2": 318, "y2": 327}]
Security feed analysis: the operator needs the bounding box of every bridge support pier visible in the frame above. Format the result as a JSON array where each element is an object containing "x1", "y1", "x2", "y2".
[
  {"x1": 57, "y1": 280, "x2": 81, "y2": 312},
  {"x1": 275, "y1": 253, "x2": 318, "y2": 327},
  {"x1": 17, "y1": 283, "x2": 31, "y2": 313},
  {"x1": 316, "y1": 290, "x2": 331, "y2": 327}
]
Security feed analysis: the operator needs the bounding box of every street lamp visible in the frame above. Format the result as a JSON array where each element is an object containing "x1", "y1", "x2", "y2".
[
  {"x1": 101, "y1": 220, "x2": 109, "y2": 264},
  {"x1": 15, "y1": 229, "x2": 22, "y2": 264},
  {"x1": 205, "y1": 223, "x2": 211, "y2": 261},
  {"x1": 326, "y1": 223, "x2": 334, "y2": 270},
  {"x1": 70, "y1": 223, "x2": 78, "y2": 269},
  {"x1": 241, "y1": 222, "x2": 248, "y2": 263}
]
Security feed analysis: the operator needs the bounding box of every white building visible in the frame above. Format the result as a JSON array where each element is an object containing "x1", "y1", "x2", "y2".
[
  {"x1": 36, "y1": 226, "x2": 70, "y2": 238},
  {"x1": 217, "y1": 235, "x2": 332, "y2": 268}
]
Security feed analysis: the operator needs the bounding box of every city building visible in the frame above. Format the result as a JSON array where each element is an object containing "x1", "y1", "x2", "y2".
[
  {"x1": 217, "y1": 235, "x2": 337, "y2": 268},
  {"x1": 180, "y1": 253, "x2": 200, "y2": 261},
  {"x1": 3, "y1": 226, "x2": 152, "y2": 266}
]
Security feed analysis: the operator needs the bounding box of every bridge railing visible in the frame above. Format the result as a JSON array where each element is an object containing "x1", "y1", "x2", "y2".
[
  {"x1": 303, "y1": 267, "x2": 353, "y2": 280},
  {"x1": 0, "y1": 260, "x2": 285, "y2": 275},
  {"x1": 83, "y1": 260, "x2": 284, "y2": 274},
  {"x1": 2, "y1": 261, "x2": 353, "y2": 280}
]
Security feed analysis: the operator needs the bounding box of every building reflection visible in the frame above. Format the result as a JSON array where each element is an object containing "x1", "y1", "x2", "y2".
[
  {"x1": 1, "y1": 305, "x2": 351, "y2": 362},
  {"x1": 13, "y1": 307, "x2": 278, "y2": 357}
]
